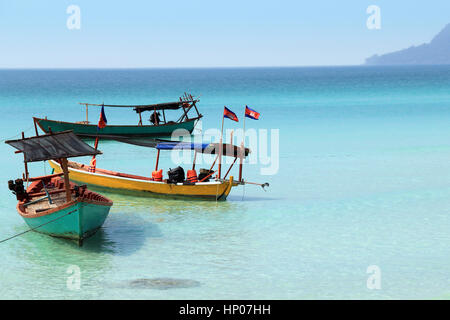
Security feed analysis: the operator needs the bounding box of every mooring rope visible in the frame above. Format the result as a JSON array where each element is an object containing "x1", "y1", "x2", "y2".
[
  {"x1": 0, "y1": 209, "x2": 77, "y2": 244},
  {"x1": 0, "y1": 124, "x2": 35, "y2": 142}
]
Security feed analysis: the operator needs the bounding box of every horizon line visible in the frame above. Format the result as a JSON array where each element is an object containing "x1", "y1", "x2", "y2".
[
  {"x1": 0, "y1": 64, "x2": 448, "y2": 70},
  {"x1": 0, "y1": 64, "x2": 359, "y2": 70}
]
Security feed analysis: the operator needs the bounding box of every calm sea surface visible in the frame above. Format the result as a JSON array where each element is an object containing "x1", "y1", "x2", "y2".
[{"x1": 0, "y1": 66, "x2": 449, "y2": 299}]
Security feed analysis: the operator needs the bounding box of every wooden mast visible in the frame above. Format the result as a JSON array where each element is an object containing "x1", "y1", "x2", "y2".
[
  {"x1": 192, "y1": 151, "x2": 197, "y2": 170},
  {"x1": 21, "y1": 132, "x2": 29, "y2": 181},
  {"x1": 218, "y1": 110, "x2": 225, "y2": 179},
  {"x1": 155, "y1": 149, "x2": 160, "y2": 171},
  {"x1": 60, "y1": 158, "x2": 72, "y2": 202},
  {"x1": 239, "y1": 110, "x2": 246, "y2": 182}
]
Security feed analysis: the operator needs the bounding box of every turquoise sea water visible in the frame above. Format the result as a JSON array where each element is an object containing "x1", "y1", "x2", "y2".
[{"x1": 0, "y1": 66, "x2": 449, "y2": 299}]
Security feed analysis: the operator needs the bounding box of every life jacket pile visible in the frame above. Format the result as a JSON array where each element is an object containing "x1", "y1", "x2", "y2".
[
  {"x1": 152, "y1": 169, "x2": 163, "y2": 181},
  {"x1": 187, "y1": 170, "x2": 198, "y2": 183}
]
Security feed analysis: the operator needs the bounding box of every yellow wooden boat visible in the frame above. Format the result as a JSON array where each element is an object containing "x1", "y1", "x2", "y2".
[
  {"x1": 49, "y1": 159, "x2": 237, "y2": 200},
  {"x1": 48, "y1": 138, "x2": 268, "y2": 200}
]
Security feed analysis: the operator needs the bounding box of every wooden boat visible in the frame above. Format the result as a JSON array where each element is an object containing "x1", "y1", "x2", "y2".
[
  {"x1": 33, "y1": 93, "x2": 202, "y2": 138},
  {"x1": 48, "y1": 140, "x2": 265, "y2": 201},
  {"x1": 49, "y1": 160, "x2": 236, "y2": 200},
  {"x1": 5, "y1": 131, "x2": 113, "y2": 246}
]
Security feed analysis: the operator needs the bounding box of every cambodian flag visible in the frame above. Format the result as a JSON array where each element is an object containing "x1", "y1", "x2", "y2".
[
  {"x1": 223, "y1": 107, "x2": 238, "y2": 122},
  {"x1": 97, "y1": 105, "x2": 108, "y2": 129},
  {"x1": 245, "y1": 106, "x2": 260, "y2": 120}
]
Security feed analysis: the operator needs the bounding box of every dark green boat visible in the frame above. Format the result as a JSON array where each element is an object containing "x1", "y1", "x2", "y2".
[{"x1": 34, "y1": 94, "x2": 202, "y2": 138}]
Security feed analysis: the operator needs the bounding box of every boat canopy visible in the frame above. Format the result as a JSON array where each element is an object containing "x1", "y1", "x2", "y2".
[
  {"x1": 156, "y1": 142, "x2": 210, "y2": 151},
  {"x1": 5, "y1": 131, "x2": 102, "y2": 163},
  {"x1": 200, "y1": 143, "x2": 250, "y2": 157},
  {"x1": 133, "y1": 101, "x2": 197, "y2": 113},
  {"x1": 78, "y1": 100, "x2": 198, "y2": 113},
  {"x1": 108, "y1": 137, "x2": 250, "y2": 158},
  {"x1": 156, "y1": 141, "x2": 250, "y2": 157}
]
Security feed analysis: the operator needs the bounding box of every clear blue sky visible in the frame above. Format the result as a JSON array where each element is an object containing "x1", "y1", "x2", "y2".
[{"x1": 0, "y1": 0, "x2": 448, "y2": 68}]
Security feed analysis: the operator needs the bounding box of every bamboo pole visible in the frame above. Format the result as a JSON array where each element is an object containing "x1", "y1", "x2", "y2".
[
  {"x1": 162, "y1": 109, "x2": 166, "y2": 124},
  {"x1": 192, "y1": 101, "x2": 200, "y2": 117},
  {"x1": 209, "y1": 154, "x2": 219, "y2": 172},
  {"x1": 192, "y1": 151, "x2": 197, "y2": 170},
  {"x1": 60, "y1": 158, "x2": 72, "y2": 202},
  {"x1": 223, "y1": 157, "x2": 237, "y2": 180},
  {"x1": 181, "y1": 103, "x2": 189, "y2": 122},
  {"x1": 21, "y1": 132, "x2": 29, "y2": 181},
  {"x1": 153, "y1": 107, "x2": 158, "y2": 125},
  {"x1": 33, "y1": 118, "x2": 39, "y2": 136},
  {"x1": 239, "y1": 110, "x2": 246, "y2": 182},
  {"x1": 155, "y1": 149, "x2": 160, "y2": 171},
  {"x1": 218, "y1": 110, "x2": 225, "y2": 179},
  {"x1": 94, "y1": 136, "x2": 99, "y2": 151}
]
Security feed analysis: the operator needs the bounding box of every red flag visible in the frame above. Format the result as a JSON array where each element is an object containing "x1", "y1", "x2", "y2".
[
  {"x1": 223, "y1": 107, "x2": 238, "y2": 122},
  {"x1": 245, "y1": 106, "x2": 260, "y2": 120},
  {"x1": 97, "y1": 105, "x2": 108, "y2": 129}
]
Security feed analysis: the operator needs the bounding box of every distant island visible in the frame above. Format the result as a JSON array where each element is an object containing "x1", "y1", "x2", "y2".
[{"x1": 365, "y1": 23, "x2": 450, "y2": 65}]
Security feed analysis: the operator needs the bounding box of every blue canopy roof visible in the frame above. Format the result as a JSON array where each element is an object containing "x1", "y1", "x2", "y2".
[
  {"x1": 108, "y1": 137, "x2": 250, "y2": 157},
  {"x1": 156, "y1": 142, "x2": 209, "y2": 151}
]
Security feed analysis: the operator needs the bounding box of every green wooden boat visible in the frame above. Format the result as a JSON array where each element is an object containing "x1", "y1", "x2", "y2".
[
  {"x1": 34, "y1": 94, "x2": 202, "y2": 138},
  {"x1": 13, "y1": 174, "x2": 112, "y2": 246},
  {"x1": 6, "y1": 131, "x2": 113, "y2": 246},
  {"x1": 34, "y1": 116, "x2": 199, "y2": 138}
]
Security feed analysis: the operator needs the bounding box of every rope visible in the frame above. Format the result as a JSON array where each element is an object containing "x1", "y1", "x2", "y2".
[
  {"x1": 0, "y1": 124, "x2": 35, "y2": 142},
  {"x1": 0, "y1": 209, "x2": 77, "y2": 244}
]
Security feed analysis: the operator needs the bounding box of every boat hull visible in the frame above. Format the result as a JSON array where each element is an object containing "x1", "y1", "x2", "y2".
[
  {"x1": 49, "y1": 160, "x2": 236, "y2": 200},
  {"x1": 19, "y1": 200, "x2": 111, "y2": 245},
  {"x1": 34, "y1": 117, "x2": 199, "y2": 138}
]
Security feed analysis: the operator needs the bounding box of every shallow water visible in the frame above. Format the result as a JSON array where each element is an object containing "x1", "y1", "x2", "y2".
[{"x1": 0, "y1": 66, "x2": 449, "y2": 299}]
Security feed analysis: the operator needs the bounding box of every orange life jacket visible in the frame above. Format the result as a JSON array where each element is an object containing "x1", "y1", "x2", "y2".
[
  {"x1": 187, "y1": 169, "x2": 198, "y2": 183},
  {"x1": 152, "y1": 169, "x2": 163, "y2": 181},
  {"x1": 88, "y1": 157, "x2": 96, "y2": 173}
]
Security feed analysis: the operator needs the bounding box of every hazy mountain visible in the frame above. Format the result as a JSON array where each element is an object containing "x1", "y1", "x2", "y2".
[{"x1": 365, "y1": 23, "x2": 450, "y2": 65}]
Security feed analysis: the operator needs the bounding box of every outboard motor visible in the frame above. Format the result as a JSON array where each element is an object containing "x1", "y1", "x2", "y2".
[
  {"x1": 8, "y1": 179, "x2": 27, "y2": 201},
  {"x1": 8, "y1": 180, "x2": 15, "y2": 192},
  {"x1": 167, "y1": 166, "x2": 185, "y2": 184},
  {"x1": 74, "y1": 185, "x2": 80, "y2": 198}
]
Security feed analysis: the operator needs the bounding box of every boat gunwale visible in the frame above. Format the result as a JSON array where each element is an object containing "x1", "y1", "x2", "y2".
[
  {"x1": 49, "y1": 159, "x2": 225, "y2": 186},
  {"x1": 18, "y1": 197, "x2": 113, "y2": 219},
  {"x1": 17, "y1": 179, "x2": 113, "y2": 219}
]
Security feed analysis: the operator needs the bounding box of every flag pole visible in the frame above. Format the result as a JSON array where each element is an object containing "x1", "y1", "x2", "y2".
[
  {"x1": 93, "y1": 136, "x2": 99, "y2": 157},
  {"x1": 239, "y1": 107, "x2": 246, "y2": 182},
  {"x1": 218, "y1": 107, "x2": 225, "y2": 179}
]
